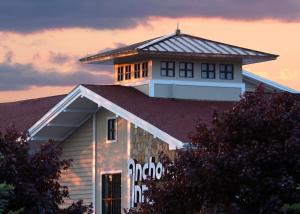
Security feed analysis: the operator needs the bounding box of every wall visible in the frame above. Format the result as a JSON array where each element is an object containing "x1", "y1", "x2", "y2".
[
  {"x1": 152, "y1": 58, "x2": 243, "y2": 83},
  {"x1": 113, "y1": 60, "x2": 153, "y2": 85},
  {"x1": 96, "y1": 108, "x2": 130, "y2": 213},
  {"x1": 154, "y1": 84, "x2": 242, "y2": 101},
  {"x1": 130, "y1": 127, "x2": 175, "y2": 163},
  {"x1": 133, "y1": 84, "x2": 149, "y2": 95},
  {"x1": 60, "y1": 118, "x2": 93, "y2": 207}
]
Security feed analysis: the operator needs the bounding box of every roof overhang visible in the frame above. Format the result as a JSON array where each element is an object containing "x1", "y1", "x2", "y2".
[
  {"x1": 29, "y1": 85, "x2": 183, "y2": 150},
  {"x1": 79, "y1": 50, "x2": 139, "y2": 64},
  {"x1": 79, "y1": 49, "x2": 277, "y2": 65},
  {"x1": 242, "y1": 70, "x2": 299, "y2": 93}
]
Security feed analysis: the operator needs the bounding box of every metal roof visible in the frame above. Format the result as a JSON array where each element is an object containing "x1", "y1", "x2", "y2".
[{"x1": 79, "y1": 30, "x2": 278, "y2": 65}]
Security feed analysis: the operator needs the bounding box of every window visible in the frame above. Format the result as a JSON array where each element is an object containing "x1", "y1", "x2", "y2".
[
  {"x1": 107, "y1": 118, "x2": 116, "y2": 142},
  {"x1": 201, "y1": 63, "x2": 215, "y2": 79},
  {"x1": 220, "y1": 64, "x2": 234, "y2": 80},
  {"x1": 142, "y1": 62, "x2": 148, "y2": 77},
  {"x1": 134, "y1": 63, "x2": 140, "y2": 79},
  {"x1": 125, "y1": 65, "x2": 131, "y2": 80},
  {"x1": 161, "y1": 61, "x2": 175, "y2": 77},
  {"x1": 117, "y1": 66, "x2": 124, "y2": 81},
  {"x1": 179, "y1": 62, "x2": 193, "y2": 78},
  {"x1": 102, "y1": 173, "x2": 121, "y2": 214}
]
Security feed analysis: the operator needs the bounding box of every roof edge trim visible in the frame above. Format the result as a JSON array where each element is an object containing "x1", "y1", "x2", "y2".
[
  {"x1": 242, "y1": 70, "x2": 299, "y2": 93},
  {"x1": 28, "y1": 85, "x2": 184, "y2": 150}
]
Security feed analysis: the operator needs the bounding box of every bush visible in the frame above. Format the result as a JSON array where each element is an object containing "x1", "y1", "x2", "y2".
[
  {"x1": 131, "y1": 87, "x2": 300, "y2": 214},
  {"x1": 0, "y1": 126, "x2": 93, "y2": 214}
]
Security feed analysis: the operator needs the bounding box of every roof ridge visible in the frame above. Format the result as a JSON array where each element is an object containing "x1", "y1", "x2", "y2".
[{"x1": 137, "y1": 32, "x2": 176, "y2": 50}]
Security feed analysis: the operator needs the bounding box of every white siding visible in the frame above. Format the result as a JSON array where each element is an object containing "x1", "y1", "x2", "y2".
[{"x1": 60, "y1": 118, "x2": 93, "y2": 207}]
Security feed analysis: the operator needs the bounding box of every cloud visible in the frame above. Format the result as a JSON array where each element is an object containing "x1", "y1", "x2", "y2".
[
  {"x1": 1, "y1": 0, "x2": 300, "y2": 33},
  {"x1": 48, "y1": 52, "x2": 74, "y2": 64},
  {"x1": 0, "y1": 62, "x2": 113, "y2": 91}
]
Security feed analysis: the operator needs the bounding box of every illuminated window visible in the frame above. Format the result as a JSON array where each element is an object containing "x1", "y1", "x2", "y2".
[
  {"x1": 125, "y1": 65, "x2": 131, "y2": 80},
  {"x1": 107, "y1": 118, "x2": 116, "y2": 142},
  {"x1": 201, "y1": 63, "x2": 215, "y2": 79},
  {"x1": 220, "y1": 64, "x2": 234, "y2": 80},
  {"x1": 117, "y1": 66, "x2": 124, "y2": 81},
  {"x1": 142, "y1": 62, "x2": 148, "y2": 77},
  {"x1": 102, "y1": 173, "x2": 121, "y2": 214},
  {"x1": 161, "y1": 61, "x2": 175, "y2": 77},
  {"x1": 179, "y1": 62, "x2": 193, "y2": 78},
  {"x1": 134, "y1": 63, "x2": 141, "y2": 79}
]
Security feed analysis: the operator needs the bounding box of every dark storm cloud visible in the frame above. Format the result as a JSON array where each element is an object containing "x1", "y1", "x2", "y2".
[
  {"x1": 1, "y1": 0, "x2": 300, "y2": 33},
  {"x1": 0, "y1": 63, "x2": 113, "y2": 91}
]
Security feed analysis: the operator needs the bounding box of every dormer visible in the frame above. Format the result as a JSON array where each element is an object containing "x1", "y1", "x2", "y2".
[{"x1": 79, "y1": 30, "x2": 278, "y2": 101}]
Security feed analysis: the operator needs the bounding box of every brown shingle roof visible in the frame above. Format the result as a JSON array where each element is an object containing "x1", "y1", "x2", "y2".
[
  {"x1": 0, "y1": 85, "x2": 236, "y2": 142},
  {"x1": 83, "y1": 84, "x2": 235, "y2": 142},
  {"x1": 0, "y1": 95, "x2": 65, "y2": 134}
]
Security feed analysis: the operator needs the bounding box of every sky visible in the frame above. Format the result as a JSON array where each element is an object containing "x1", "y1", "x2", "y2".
[{"x1": 0, "y1": 0, "x2": 300, "y2": 102}]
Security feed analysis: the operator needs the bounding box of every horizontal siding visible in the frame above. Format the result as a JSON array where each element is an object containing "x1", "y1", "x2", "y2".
[{"x1": 59, "y1": 119, "x2": 93, "y2": 207}]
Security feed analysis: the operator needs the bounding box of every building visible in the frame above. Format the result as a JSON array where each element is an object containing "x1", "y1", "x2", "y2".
[{"x1": 0, "y1": 30, "x2": 298, "y2": 214}]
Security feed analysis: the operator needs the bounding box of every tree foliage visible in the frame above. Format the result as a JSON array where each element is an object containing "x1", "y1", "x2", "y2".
[
  {"x1": 131, "y1": 87, "x2": 300, "y2": 214},
  {"x1": 0, "y1": 126, "x2": 93, "y2": 214}
]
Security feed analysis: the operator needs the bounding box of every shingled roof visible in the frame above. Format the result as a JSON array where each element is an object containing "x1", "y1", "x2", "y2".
[
  {"x1": 79, "y1": 31, "x2": 278, "y2": 65},
  {"x1": 83, "y1": 84, "x2": 235, "y2": 142},
  {"x1": 0, "y1": 95, "x2": 65, "y2": 134},
  {"x1": 0, "y1": 85, "x2": 235, "y2": 143}
]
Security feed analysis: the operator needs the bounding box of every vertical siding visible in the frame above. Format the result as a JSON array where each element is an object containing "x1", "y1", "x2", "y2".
[{"x1": 60, "y1": 118, "x2": 93, "y2": 207}]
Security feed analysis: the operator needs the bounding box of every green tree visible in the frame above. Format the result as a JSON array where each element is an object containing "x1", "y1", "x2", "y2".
[
  {"x1": 130, "y1": 87, "x2": 300, "y2": 214},
  {"x1": 0, "y1": 126, "x2": 93, "y2": 213}
]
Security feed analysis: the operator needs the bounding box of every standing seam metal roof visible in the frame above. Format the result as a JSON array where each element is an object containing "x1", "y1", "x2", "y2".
[{"x1": 79, "y1": 32, "x2": 278, "y2": 64}]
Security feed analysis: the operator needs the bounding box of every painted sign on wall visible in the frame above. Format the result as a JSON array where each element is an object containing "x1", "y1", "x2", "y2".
[{"x1": 128, "y1": 157, "x2": 163, "y2": 207}]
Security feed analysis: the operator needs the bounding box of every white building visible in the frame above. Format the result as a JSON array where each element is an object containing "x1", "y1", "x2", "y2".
[{"x1": 0, "y1": 30, "x2": 298, "y2": 214}]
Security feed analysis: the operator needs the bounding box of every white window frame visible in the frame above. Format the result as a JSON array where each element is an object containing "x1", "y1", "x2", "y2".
[
  {"x1": 106, "y1": 117, "x2": 117, "y2": 143},
  {"x1": 100, "y1": 170, "x2": 122, "y2": 214}
]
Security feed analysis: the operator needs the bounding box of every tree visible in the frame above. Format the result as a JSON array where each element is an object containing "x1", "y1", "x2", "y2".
[
  {"x1": 0, "y1": 126, "x2": 93, "y2": 214},
  {"x1": 130, "y1": 87, "x2": 300, "y2": 214}
]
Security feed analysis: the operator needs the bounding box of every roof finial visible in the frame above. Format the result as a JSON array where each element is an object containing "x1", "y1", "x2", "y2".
[{"x1": 176, "y1": 21, "x2": 181, "y2": 35}]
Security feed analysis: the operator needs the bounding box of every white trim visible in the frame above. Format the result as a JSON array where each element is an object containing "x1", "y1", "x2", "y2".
[
  {"x1": 28, "y1": 87, "x2": 82, "y2": 137},
  {"x1": 92, "y1": 114, "x2": 96, "y2": 214},
  {"x1": 28, "y1": 85, "x2": 184, "y2": 150},
  {"x1": 80, "y1": 86, "x2": 183, "y2": 149},
  {"x1": 47, "y1": 123, "x2": 80, "y2": 128},
  {"x1": 149, "y1": 80, "x2": 155, "y2": 97},
  {"x1": 100, "y1": 170, "x2": 123, "y2": 175},
  {"x1": 99, "y1": 170, "x2": 123, "y2": 214},
  {"x1": 105, "y1": 116, "x2": 117, "y2": 144},
  {"x1": 243, "y1": 70, "x2": 299, "y2": 93},
  {"x1": 63, "y1": 108, "x2": 98, "y2": 113},
  {"x1": 127, "y1": 121, "x2": 131, "y2": 209}
]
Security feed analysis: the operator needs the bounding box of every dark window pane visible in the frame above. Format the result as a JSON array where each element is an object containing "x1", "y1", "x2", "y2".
[
  {"x1": 179, "y1": 62, "x2": 185, "y2": 69},
  {"x1": 179, "y1": 70, "x2": 185, "y2": 77},
  {"x1": 220, "y1": 64, "x2": 226, "y2": 71},
  {"x1": 102, "y1": 173, "x2": 121, "y2": 214},
  {"x1": 209, "y1": 71, "x2": 215, "y2": 79},
  {"x1": 187, "y1": 71, "x2": 193, "y2": 78},
  {"x1": 220, "y1": 72, "x2": 226, "y2": 79}
]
